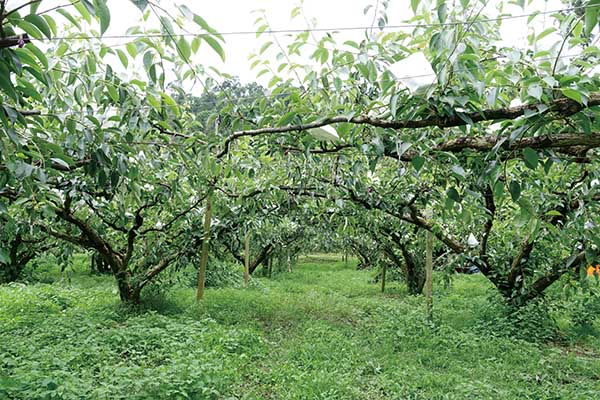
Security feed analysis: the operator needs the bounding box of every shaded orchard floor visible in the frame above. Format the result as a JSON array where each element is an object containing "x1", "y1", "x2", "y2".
[{"x1": 1, "y1": 255, "x2": 599, "y2": 399}]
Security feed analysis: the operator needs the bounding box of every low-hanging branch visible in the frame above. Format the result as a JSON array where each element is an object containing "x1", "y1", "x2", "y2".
[
  {"x1": 391, "y1": 132, "x2": 600, "y2": 161},
  {"x1": 217, "y1": 93, "x2": 600, "y2": 157},
  {"x1": 283, "y1": 132, "x2": 600, "y2": 161}
]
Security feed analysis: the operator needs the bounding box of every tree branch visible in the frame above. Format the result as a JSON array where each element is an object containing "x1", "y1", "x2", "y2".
[
  {"x1": 137, "y1": 252, "x2": 179, "y2": 291},
  {"x1": 507, "y1": 236, "x2": 535, "y2": 290},
  {"x1": 140, "y1": 192, "x2": 208, "y2": 235},
  {"x1": 524, "y1": 249, "x2": 589, "y2": 302},
  {"x1": 0, "y1": 34, "x2": 31, "y2": 48},
  {"x1": 51, "y1": 197, "x2": 121, "y2": 264},
  {"x1": 38, "y1": 224, "x2": 91, "y2": 248},
  {"x1": 84, "y1": 198, "x2": 128, "y2": 234},
  {"x1": 387, "y1": 132, "x2": 600, "y2": 161},
  {"x1": 3, "y1": 1, "x2": 43, "y2": 19},
  {"x1": 124, "y1": 196, "x2": 160, "y2": 265},
  {"x1": 217, "y1": 94, "x2": 600, "y2": 158}
]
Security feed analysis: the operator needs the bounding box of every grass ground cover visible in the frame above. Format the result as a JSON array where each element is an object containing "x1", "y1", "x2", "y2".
[{"x1": 1, "y1": 255, "x2": 599, "y2": 399}]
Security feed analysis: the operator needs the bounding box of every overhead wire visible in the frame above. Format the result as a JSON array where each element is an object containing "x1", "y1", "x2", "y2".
[{"x1": 19, "y1": 5, "x2": 595, "y2": 43}]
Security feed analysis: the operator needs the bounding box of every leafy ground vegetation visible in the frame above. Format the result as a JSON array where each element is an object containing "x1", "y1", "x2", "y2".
[
  {"x1": 2, "y1": 0, "x2": 600, "y2": 398},
  {"x1": 1, "y1": 254, "x2": 599, "y2": 400}
]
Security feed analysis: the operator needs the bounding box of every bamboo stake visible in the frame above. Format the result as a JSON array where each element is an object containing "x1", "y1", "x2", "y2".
[
  {"x1": 196, "y1": 195, "x2": 213, "y2": 301},
  {"x1": 267, "y1": 256, "x2": 272, "y2": 278},
  {"x1": 244, "y1": 232, "x2": 250, "y2": 286},
  {"x1": 425, "y1": 230, "x2": 434, "y2": 322},
  {"x1": 381, "y1": 263, "x2": 387, "y2": 293}
]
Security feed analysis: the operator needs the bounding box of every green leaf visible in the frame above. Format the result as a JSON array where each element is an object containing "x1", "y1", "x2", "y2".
[
  {"x1": 260, "y1": 41, "x2": 273, "y2": 55},
  {"x1": 13, "y1": 48, "x2": 38, "y2": 67},
  {"x1": 447, "y1": 187, "x2": 461, "y2": 203},
  {"x1": 561, "y1": 88, "x2": 583, "y2": 104},
  {"x1": 94, "y1": 0, "x2": 111, "y2": 35},
  {"x1": 159, "y1": 16, "x2": 175, "y2": 37},
  {"x1": 437, "y1": 2, "x2": 447, "y2": 23},
  {"x1": 411, "y1": 0, "x2": 420, "y2": 13},
  {"x1": 493, "y1": 181, "x2": 504, "y2": 198},
  {"x1": 73, "y1": 0, "x2": 92, "y2": 23},
  {"x1": 509, "y1": 180, "x2": 521, "y2": 202},
  {"x1": 143, "y1": 51, "x2": 154, "y2": 71},
  {"x1": 29, "y1": 1, "x2": 42, "y2": 14},
  {"x1": 57, "y1": 9, "x2": 81, "y2": 29},
  {"x1": 412, "y1": 156, "x2": 425, "y2": 172},
  {"x1": 536, "y1": 27, "x2": 556, "y2": 41},
  {"x1": 193, "y1": 15, "x2": 224, "y2": 41},
  {"x1": 24, "y1": 14, "x2": 52, "y2": 39},
  {"x1": 50, "y1": 157, "x2": 70, "y2": 169},
  {"x1": 191, "y1": 37, "x2": 201, "y2": 53},
  {"x1": 17, "y1": 80, "x2": 43, "y2": 102},
  {"x1": 42, "y1": 15, "x2": 58, "y2": 36},
  {"x1": 160, "y1": 93, "x2": 180, "y2": 116},
  {"x1": 107, "y1": 85, "x2": 119, "y2": 102},
  {"x1": 584, "y1": 0, "x2": 600, "y2": 36},
  {"x1": 523, "y1": 147, "x2": 539, "y2": 169},
  {"x1": 3, "y1": 106, "x2": 19, "y2": 123},
  {"x1": 278, "y1": 111, "x2": 297, "y2": 126},
  {"x1": 66, "y1": 118, "x2": 77, "y2": 134},
  {"x1": 130, "y1": 0, "x2": 149, "y2": 11},
  {"x1": 451, "y1": 165, "x2": 466, "y2": 179},
  {"x1": 543, "y1": 158, "x2": 553, "y2": 175},
  {"x1": 126, "y1": 42, "x2": 138, "y2": 58},
  {"x1": 27, "y1": 45, "x2": 48, "y2": 68},
  {"x1": 256, "y1": 24, "x2": 268, "y2": 38},
  {"x1": 0, "y1": 65, "x2": 17, "y2": 102},
  {"x1": 177, "y1": 37, "x2": 191, "y2": 61},
  {"x1": 16, "y1": 20, "x2": 43, "y2": 39},
  {"x1": 24, "y1": 65, "x2": 48, "y2": 87},
  {"x1": 115, "y1": 49, "x2": 129, "y2": 68},
  {"x1": 0, "y1": 248, "x2": 9, "y2": 264},
  {"x1": 15, "y1": 162, "x2": 35, "y2": 179},
  {"x1": 203, "y1": 35, "x2": 226, "y2": 61},
  {"x1": 527, "y1": 84, "x2": 542, "y2": 100}
]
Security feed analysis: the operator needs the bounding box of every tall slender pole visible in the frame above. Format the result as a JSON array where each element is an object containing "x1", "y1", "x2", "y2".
[
  {"x1": 244, "y1": 231, "x2": 250, "y2": 286},
  {"x1": 197, "y1": 194, "x2": 213, "y2": 301},
  {"x1": 425, "y1": 231, "x2": 434, "y2": 322},
  {"x1": 381, "y1": 263, "x2": 387, "y2": 293},
  {"x1": 267, "y1": 256, "x2": 272, "y2": 278}
]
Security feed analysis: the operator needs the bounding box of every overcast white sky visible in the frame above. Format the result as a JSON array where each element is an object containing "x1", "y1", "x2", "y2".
[
  {"x1": 6, "y1": 0, "x2": 568, "y2": 90},
  {"x1": 104, "y1": 0, "x2": 563, "y2": 84}
]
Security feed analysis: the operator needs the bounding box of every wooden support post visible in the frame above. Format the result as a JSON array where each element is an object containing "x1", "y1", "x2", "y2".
[
  {"x1": 267, "y1": 256, "x2": 272, "y2": 278},
  {"x1": 345, "y1": 248, "x2": 349, "y2": 266},
  {"x1": 244, "y1": 232, "x2": 250, "y2": 286},
  {"x1": 196, "y1": 195, "x2": 213, "y2": 301},
  {"x1": 425, "y1": 230, "x2": 434, "y2": 322}
]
